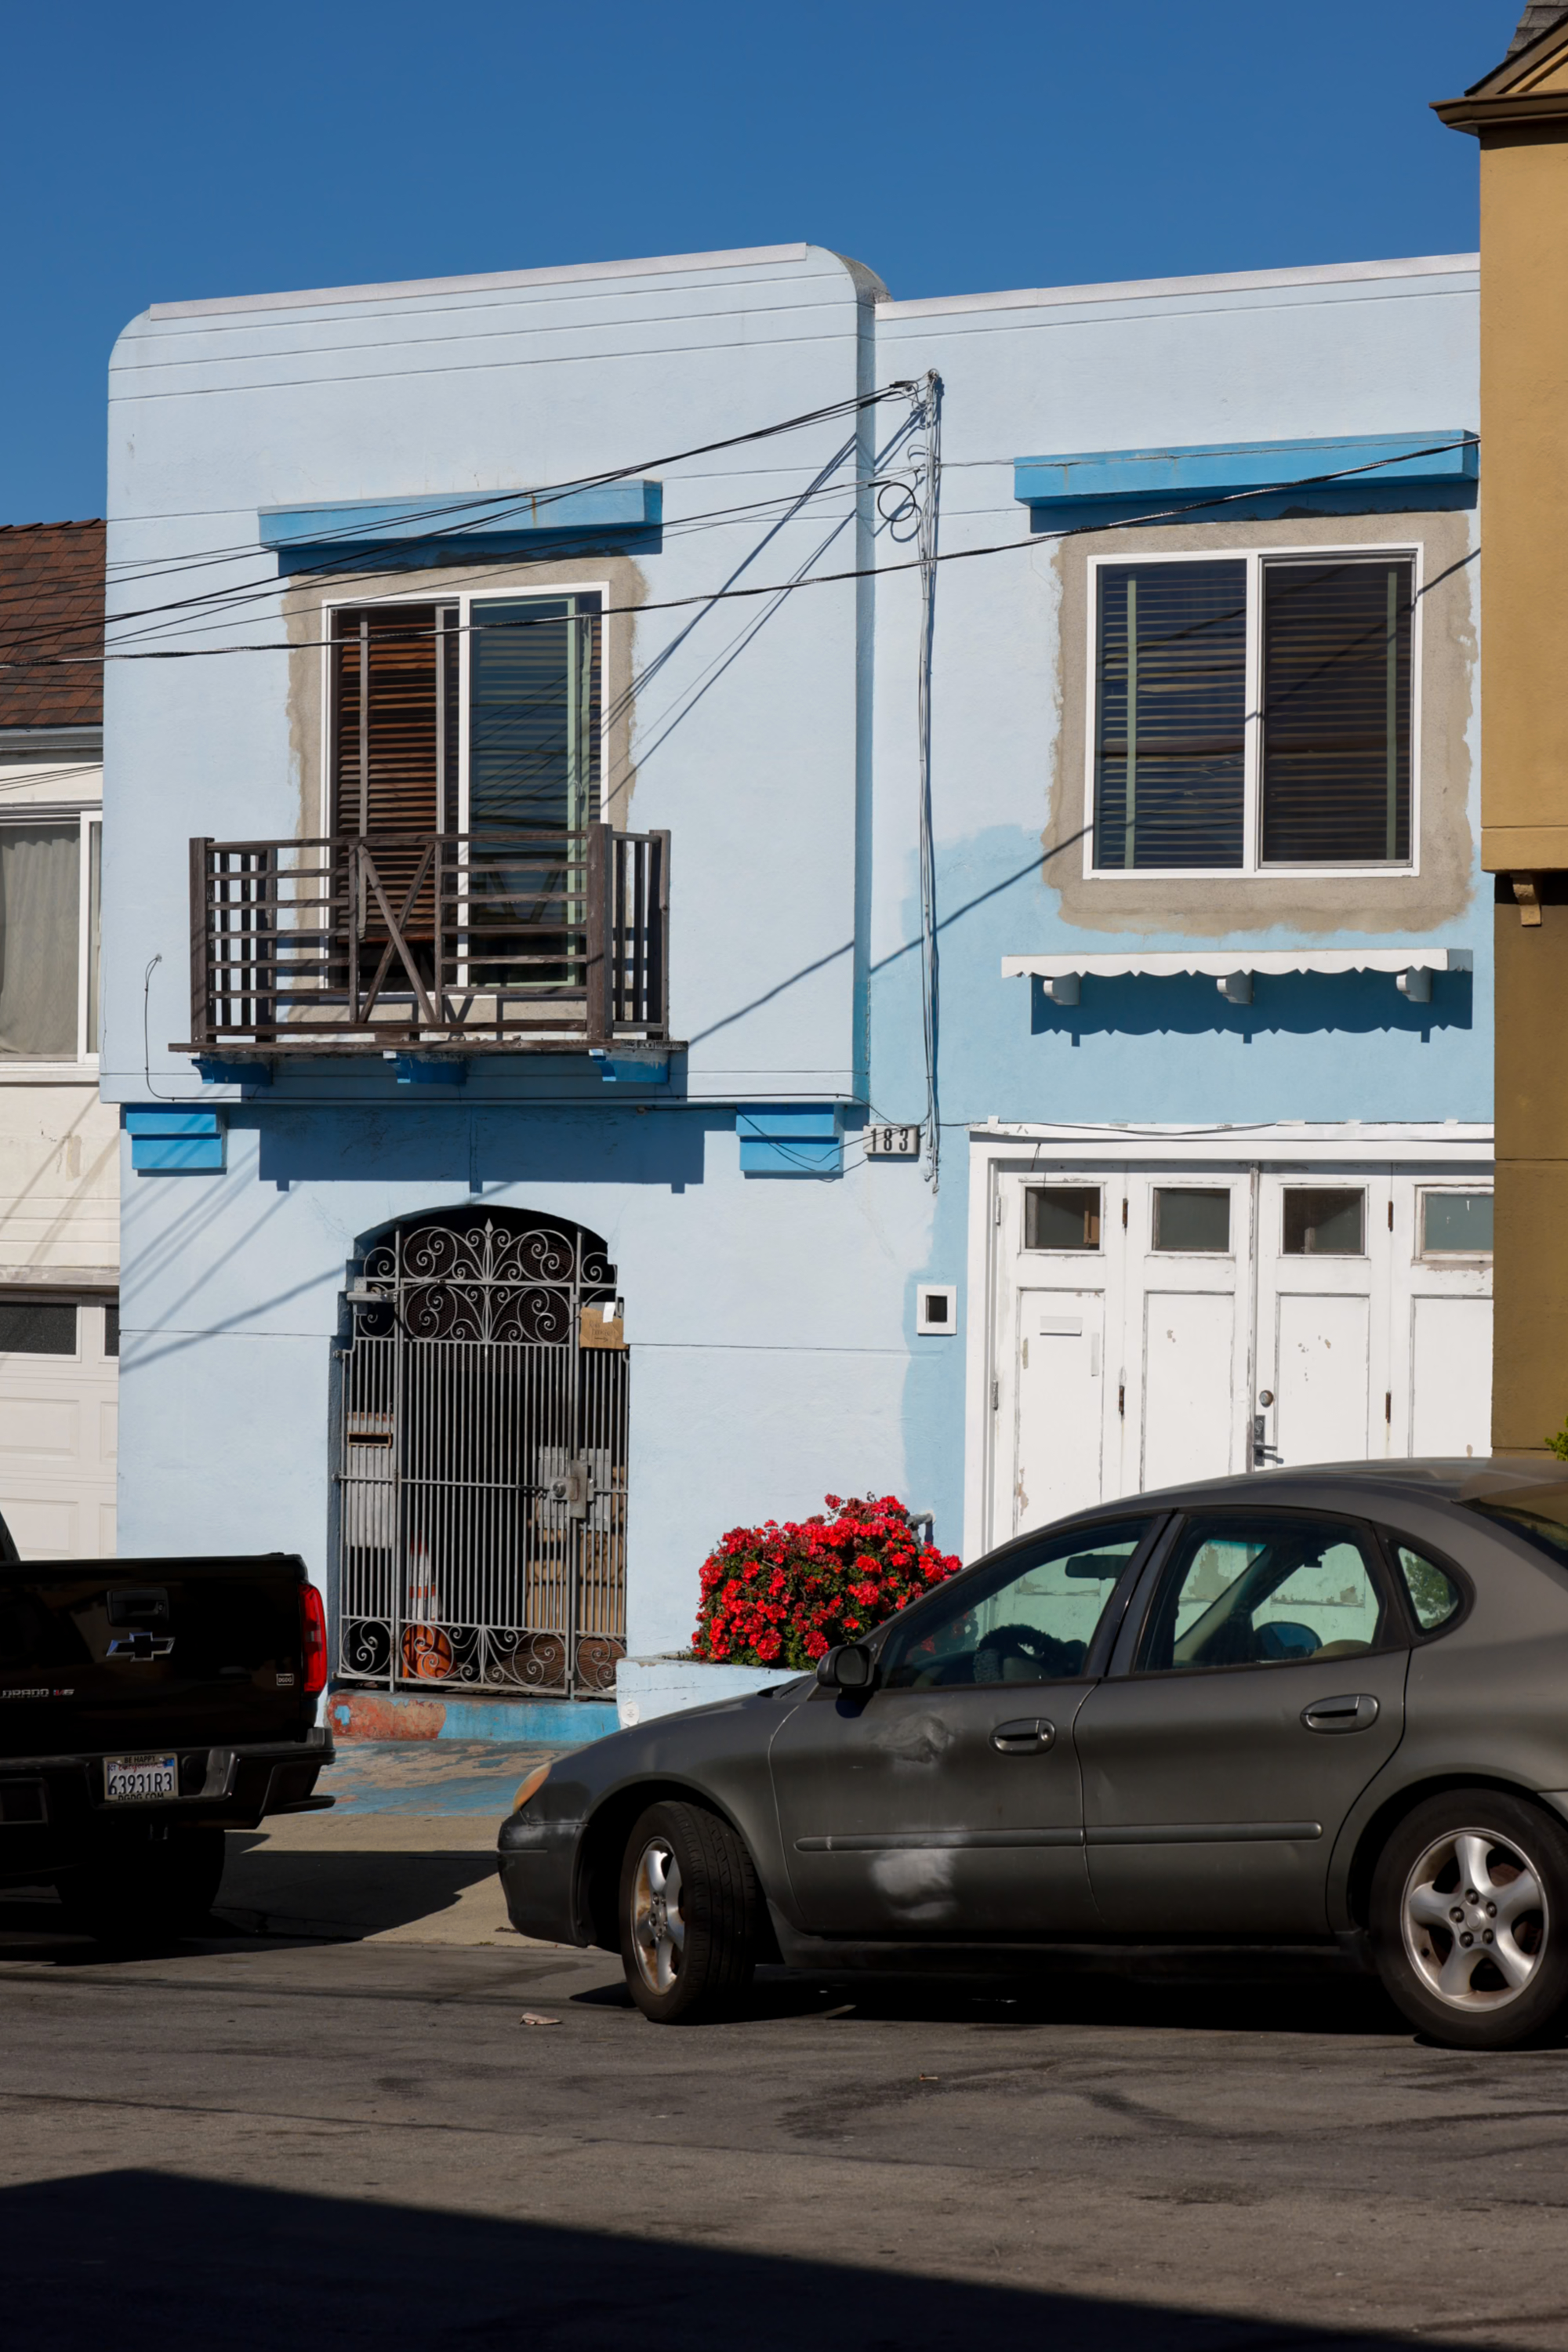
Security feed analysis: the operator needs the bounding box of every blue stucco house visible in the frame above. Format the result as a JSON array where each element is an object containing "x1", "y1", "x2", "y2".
[{"x1": 101, "y1": 240, "x2": 1490, "y2": 1729}]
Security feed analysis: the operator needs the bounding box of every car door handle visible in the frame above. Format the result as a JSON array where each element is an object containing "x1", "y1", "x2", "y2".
[
  {"x1": 1301, "y1": 1693, "x2": 1380, "y2": 1734},
  {"x1": 991, "y1": 1718, "x2": 1055, "y2": 1754}
]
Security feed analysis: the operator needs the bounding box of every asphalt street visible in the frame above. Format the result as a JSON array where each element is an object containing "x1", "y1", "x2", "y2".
[{"x1": 3, "y1": 1759, "x2": 1568, "y2": 2351}]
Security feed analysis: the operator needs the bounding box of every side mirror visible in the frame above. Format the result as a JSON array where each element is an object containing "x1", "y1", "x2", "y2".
[{"x1": 815, "y1": 1642, "x2": 877, "y2": 1693}]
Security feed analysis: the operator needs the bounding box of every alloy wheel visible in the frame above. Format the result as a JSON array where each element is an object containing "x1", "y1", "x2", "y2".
[
  {"x1": 1401, "y1": 1826, "x2": 1548, "y2": 2011},
  {"x1": 630, "y1": 1837, "x2": 685, "y2": 1994}
]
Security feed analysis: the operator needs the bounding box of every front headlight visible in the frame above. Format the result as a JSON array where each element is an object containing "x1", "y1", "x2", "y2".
[{"x1": 512, "y1": 1762, "x2": 553, "y2": 1813}]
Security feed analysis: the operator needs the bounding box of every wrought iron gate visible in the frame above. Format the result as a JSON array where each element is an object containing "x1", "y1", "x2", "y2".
[{"x1": 332, "y1": 1209, "x2": 627, "y2": 1698}]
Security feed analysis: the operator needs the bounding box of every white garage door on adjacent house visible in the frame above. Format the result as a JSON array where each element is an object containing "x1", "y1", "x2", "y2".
[
  {"x1": 0, "y1": 1292, "x2": 118, "y2": 1558},
  {"x1": 979, "y1": 1153, "x2": 1493, "y2": 1550}
]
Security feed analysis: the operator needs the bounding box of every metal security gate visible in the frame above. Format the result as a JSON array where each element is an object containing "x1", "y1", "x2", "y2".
[{"x1": 332, "y1": 1209, "x2": 627, "y2": 1698}]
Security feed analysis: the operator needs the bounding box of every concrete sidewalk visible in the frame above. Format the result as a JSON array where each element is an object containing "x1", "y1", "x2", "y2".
[
  {"x1": 216, "y1": 1739, "x2": 568, "y2": 1944},
  {"x1": 0, "y1": 1740, "x2": 584, "y2": 1955}
]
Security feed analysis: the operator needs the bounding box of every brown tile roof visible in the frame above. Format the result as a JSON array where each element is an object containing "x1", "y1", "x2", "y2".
[
  {"x1": 1508, "y1": 4, "x2": 1568, "y2": 56},
  {"x1": 0, "y1": 521, "x2": 104, "y2": 730}
]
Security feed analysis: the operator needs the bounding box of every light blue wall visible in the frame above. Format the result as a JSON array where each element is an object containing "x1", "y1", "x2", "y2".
[
  {"x1": 103, "y1": 246, "x2": 1485, "y2": 1655},
  {"x1": 115, "y1": 1105, "x2": 940, "y2": 1653}
]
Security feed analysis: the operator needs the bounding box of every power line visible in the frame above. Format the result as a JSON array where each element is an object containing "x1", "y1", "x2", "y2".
[
  {"x1": 0, "y1": 382, "x2": 918, "y2": 660},
  {"x1": 0, "y1": 437, "x2": 1479, "y2": 674}
]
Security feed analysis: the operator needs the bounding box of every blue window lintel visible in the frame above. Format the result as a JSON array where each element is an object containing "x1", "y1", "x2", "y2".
[{"x1": 1012, "y1": 431, "x2": 1476, "y2": 510}]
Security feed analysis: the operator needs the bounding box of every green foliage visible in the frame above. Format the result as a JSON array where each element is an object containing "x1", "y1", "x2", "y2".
[
  {"x1": 1399, "y1": 1549, "x2": 1459, "y2": 1632},
  {"x1": 1547, "y1": 1418, "x2": 1568, "y2": 1461}
]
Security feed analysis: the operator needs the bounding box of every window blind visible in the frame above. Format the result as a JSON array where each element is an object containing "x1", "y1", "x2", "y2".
[
  {"x1": 469, "y1": 595, "x2": 602, "y2": 974},
  {"x1": 470, "y1": 595, "x2": 601, "y2": 839},
  {"x1": 1260, "y1": 560, "x2": 1412, "y2": 864},
  {"x1": 1094, "y1": 563, "x2": 1247, "y2": 869}
]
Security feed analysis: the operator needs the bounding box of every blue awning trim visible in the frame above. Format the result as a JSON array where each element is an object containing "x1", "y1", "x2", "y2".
[
  {"x1": 259, "y1": 481, "x2": 662, "y2": 572},
  {"x1": 1013, "y1": 433, "x2": 1475, "y2": 506},
  {"x1": 1013, "y1": 432, "x2": 1477, "y2": 530}
]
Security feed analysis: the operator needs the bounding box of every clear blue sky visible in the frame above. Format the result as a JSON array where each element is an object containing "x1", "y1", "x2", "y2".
[{"x1": 1, "y1": 0, "x2": 1519, "y2": 525}]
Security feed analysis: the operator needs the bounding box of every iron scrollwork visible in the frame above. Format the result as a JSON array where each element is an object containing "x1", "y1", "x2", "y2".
[
  {"x1": 353, "y1": 1215, "x2": 613, "y2": 1345},
  {"x1": 336, "y1": 1208, "x2": 627, "y2": 1703}
]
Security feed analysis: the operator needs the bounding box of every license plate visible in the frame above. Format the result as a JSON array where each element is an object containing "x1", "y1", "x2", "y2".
[{"x1": 104, "y1": 1753, "x2": 178, "y2": 1802}]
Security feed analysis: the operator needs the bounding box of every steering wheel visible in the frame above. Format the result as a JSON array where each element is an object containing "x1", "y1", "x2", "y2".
[{"x1": 973, "y1": 1621, "x2": 1083, "y2": 1685}]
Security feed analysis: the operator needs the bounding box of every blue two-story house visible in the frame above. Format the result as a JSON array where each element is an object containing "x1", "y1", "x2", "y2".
[{"x1": 101, "y1": 240, "x2": 1488, "y2": 1726}]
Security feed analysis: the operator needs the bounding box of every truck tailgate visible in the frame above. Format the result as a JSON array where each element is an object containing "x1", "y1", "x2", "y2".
[{"x1": 0, "y1": 1556, "x2": 317, "y2": 1757}]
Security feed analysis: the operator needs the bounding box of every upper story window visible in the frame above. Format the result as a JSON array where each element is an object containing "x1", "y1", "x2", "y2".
[
  {"x1": 1090, "y1": 553, "x2": 1414, "y2": 876},
  {"x1": 0, "y1": 813, "x2": 101, "y2": 1063},
  {"x1": 329, "y1": 592, "x2": 603, "y2": 841}
]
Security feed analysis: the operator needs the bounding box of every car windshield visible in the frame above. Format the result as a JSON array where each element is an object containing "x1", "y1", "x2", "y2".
[{"x1": 1465, "y1": 1488, "x2": 1568, "y2": 1570}]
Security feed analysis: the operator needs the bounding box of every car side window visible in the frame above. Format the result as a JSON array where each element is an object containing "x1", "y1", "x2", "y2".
[
  {"x1": 1134, "y1": 1514, "x2": 1390, "y2": 1675},
  {"x1": 880, "y1": 1519, "x2": 1152, "y2": 1691},
  {"x1": 1393, "y1": 1544, "x2": 1463, "y2": 1634}
]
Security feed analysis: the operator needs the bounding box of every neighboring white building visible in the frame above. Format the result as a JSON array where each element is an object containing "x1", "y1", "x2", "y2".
[{"x1": 0, "y1": 523, "x2": 116, "y2": 1556}]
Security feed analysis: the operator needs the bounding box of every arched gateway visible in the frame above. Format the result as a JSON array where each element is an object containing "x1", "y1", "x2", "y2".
[{"x1": 332, "y1": 1207, "x2": 627, "y2": 1700}]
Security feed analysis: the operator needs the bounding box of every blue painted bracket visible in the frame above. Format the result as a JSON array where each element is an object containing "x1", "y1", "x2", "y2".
[
  {"x1": 195, "y1": 1057, "x2": 272, "y2": 1088},
  {"x1": 589, "y1": 1051, "x2": 669, "y2": 1084},
  {"x1": 737, "y1": 1105, "x2": 844, "y2": 1178},
  {"x1": 125, "y1": 1108, "x2": 225, "y2": 1174}
]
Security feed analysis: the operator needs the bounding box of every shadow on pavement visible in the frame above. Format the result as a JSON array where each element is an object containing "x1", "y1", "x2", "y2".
[
  {"x1": 0, "y1": 2169, "x2": 1488, "y2": 2352},
  {"x1": 213, "y1": 1838, "x2": 501, "y2": 1939},
  {"x1": 0, "y1": 1842, "x2": 503, "y2": 1958},
  {"x1": 572, "y1": 1962, "x2": 1407, "y2": 2037}
]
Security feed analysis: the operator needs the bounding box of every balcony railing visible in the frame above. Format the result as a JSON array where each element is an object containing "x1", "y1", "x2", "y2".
[{"x1": 180, "y1": 823, "x2": 670, "y2": 1055}]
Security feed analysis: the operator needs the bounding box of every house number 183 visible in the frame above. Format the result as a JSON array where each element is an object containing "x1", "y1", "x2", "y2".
[{"x1": 866, "y1": 1124, "x2": 922, "y2": 1158}]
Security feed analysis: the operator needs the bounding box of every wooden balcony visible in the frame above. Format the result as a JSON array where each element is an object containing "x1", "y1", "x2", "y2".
[{"x1": 179, "y1": 823, "x2": 670, "y2": 1056}]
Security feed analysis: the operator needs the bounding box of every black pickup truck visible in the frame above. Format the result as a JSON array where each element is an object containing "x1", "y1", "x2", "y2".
[{"x1": 0, "y1": 1543, "x2": 334, "y2": 1941}]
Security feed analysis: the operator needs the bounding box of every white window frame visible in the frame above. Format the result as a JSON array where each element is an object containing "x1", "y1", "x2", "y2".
[
  {"x1": 318, "y1": 580, "x2": 612, "y2": 836},
  {"x1": 0, "y1": 805, "x2": 102, "y2": 1079},
  {"x1": 1081, "y1": 541, "x2": 1424, "y2": 881},
  {"x1": 1414, "y1": 1183, "x2": 1494, "y2": 1265}
]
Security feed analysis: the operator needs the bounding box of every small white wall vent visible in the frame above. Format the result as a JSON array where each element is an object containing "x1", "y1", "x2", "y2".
[{"x1": 916, "y1": 1283, "x2": 959, "y2": 1336}]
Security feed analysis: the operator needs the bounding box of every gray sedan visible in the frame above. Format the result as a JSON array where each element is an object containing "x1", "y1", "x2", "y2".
[{"x1": 499, "y1": 1459, "x2": 1568, "y2": 2049}]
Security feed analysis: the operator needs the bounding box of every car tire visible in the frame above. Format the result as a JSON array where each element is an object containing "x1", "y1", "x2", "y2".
[
  {"x1": 55, "y1": 1825, "x2": 227, "y2": 1946},
  {"x1": 1370, "y1": 1789, "x2": 1568, "y2": 2049},
  {"x1": 618, "y1": 1799, "x2": 761, "y2": 2024}
]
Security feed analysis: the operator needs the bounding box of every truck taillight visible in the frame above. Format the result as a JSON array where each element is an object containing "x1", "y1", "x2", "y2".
[{"x1": 300, "y1": 1583, "x2": 328, "y2": 1696}]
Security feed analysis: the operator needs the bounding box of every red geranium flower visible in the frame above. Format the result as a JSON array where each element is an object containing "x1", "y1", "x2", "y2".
[{"x1": 690, "y1": 1494, "x2": 962, "y2": 1671}]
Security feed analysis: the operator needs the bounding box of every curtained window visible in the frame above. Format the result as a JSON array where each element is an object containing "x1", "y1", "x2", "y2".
[{"x1": 0, "y1": 825, "x2": 82, "y2": 1059}]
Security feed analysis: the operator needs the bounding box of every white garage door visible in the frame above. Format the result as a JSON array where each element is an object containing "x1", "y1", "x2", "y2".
[
  {"x1": 989, "y1": 1164, "x2": 1492, "y2": 1545},
  {"x1": 0, "y1": 1294, "x2": 118, "y2": 1558}
]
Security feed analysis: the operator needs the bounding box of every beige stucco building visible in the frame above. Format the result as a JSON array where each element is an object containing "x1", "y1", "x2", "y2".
[{"x1": 1438, "y1": 5, "x2": 1568, "y2": 1452}]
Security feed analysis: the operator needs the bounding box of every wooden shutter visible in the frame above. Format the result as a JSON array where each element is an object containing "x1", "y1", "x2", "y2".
[{"x1": 331, "y1": 606, "x2": 458, "y2": 942}]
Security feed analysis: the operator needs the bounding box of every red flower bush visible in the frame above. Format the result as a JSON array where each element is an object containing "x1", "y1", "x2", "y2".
[{"x1": 691, "y1": 1494, "x2": 964, "y2": 1670}]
